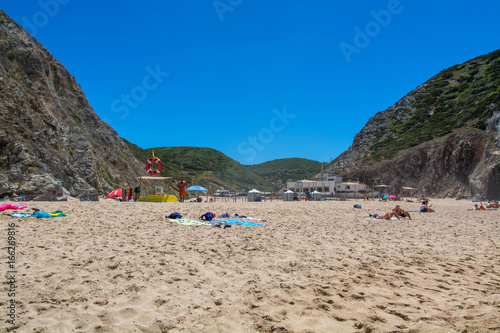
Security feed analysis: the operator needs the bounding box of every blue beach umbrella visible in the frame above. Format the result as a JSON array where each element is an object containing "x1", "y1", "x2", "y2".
[
  {"x1": 186, "y1": 185, "x2": 208, "y2": 199},
  {"x1": 186, "y1": 185, "x2": 208, "y2": 192}
]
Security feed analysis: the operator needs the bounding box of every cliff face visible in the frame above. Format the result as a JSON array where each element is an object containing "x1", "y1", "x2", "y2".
[
  {"x1": 324, "y1": 50, "x2": 500, "y2": 200},
  {"x1": 0, "y1": 10, "x2": 145, "y2": 200}
]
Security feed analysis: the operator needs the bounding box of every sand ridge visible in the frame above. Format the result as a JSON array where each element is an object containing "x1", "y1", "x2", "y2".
[{"x1": 1, "y1": 198, "x2": 499, "y2": 332}]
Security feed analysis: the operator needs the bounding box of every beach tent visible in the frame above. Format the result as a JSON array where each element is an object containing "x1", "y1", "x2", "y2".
[
  {"x1": 248, "y1": 189, "x2": 262, "y2": 202},
  {"x1": 283, "y1": 190, "x2": 294, "y2": 201},
  {"x1": 375, "y1": 184, "x2": 390, "y2": 200},
  {"x1": 106, "y1": 189, "x2": 122, "y2": 199},
  {"x1": 402, "y1": 186, "x2": 415, "y2": 201},
  {"x1": 312, "y1": 190, "x2": 322, "y2": 201}
]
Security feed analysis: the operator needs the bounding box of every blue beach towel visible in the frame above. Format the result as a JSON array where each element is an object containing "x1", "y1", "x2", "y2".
[{"x1": 215, "y1": 219, "x2": 265, "y2": 227}]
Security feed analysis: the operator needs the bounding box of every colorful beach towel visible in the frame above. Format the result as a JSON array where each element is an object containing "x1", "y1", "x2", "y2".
[
  {"x1": 215, "y1": 219, "x2": 266, "y2": 227},
  {"x1": 11, "y1": 212, "x2": 34, "y2": 218},
  {"x1": 233, "y1": 214, "x2": 267, "y2": 222},
  {"x1": 0, "y1": 203, "x2": 28, "y2": 211},
  {"x1": 166, "y1": 218, "x2": 210, "y2": 226},
  {"x1": 408, "y1": 210, "x2": 436, "y2": 213},
  {"x1": 34, "y1": 211, "x2": 66, "y2": 218}
]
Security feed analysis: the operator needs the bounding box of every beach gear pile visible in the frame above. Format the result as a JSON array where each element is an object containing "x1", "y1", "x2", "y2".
[
  {"x1": 2, "y1": 203, "x2": 66, "y2": 219},
  {"x1": 165, "y1": 211, "x2": 266, "y2": 227}
]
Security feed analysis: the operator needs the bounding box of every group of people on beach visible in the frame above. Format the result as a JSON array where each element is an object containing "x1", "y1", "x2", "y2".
[
  {"x1": 370, "y1": 198, "x2": 438, "y2": 220},
  {"x1": 473, "y1": 201, "x2": 499, "y2": 210}
]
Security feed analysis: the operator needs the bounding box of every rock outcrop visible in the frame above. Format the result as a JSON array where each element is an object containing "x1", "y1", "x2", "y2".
[
  {"x1": 322, "y1": 50, "x2": 500, "y2": 200},
  {"x1": 0, "y1": 10, "x2": 145, "y2": 200}
]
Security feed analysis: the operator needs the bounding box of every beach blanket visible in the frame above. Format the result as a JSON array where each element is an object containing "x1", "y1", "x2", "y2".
[
  {"x1": 408, "y1": 210, "x2": 436, "y2": 213},
  {"x1": 11, "y1": 212, "x2": 34, "y2": 218},
  {"x1": 34, "y1": 211, "x2": 66, "y2": 218},
  {"x1": 0, "y1": 203, "x2": 28, "y2": 211},
  {"x1": 233, "y1": 214, "x2": 267, "y2": 222},
  {"x1": 166, "y1": 218, "x2": 210, "y2": 226},
  {"x1": 366, "y1": 216, "x2": 400, "y2": 220},
  {"x1": 215, "y1": 219, "x2": 266, "y2": 227}
]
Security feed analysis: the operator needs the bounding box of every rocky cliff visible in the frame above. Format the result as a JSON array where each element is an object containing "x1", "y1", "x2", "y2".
[
  {"x1": 323, "y1": 50, "x2": 500, "y2": 200},
  {"x1": 0, "y1": 10, "x2": 146, "y2": 200}
]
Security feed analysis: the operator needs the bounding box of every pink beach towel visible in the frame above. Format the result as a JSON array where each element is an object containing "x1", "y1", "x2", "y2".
[{"x1": 0, "y1": 203, "x2": 28, "y2": 211}]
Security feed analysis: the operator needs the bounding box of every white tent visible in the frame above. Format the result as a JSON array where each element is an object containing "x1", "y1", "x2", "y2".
[
  {"x1": 283, "y1": 190, "x2": 294, "y2": 201},
  {"x1": 248, "y1": 189, "x2": 262, "y2": 202},
  {"x1": 312, "y1": 190, "x2": 322, "y2": 201}
]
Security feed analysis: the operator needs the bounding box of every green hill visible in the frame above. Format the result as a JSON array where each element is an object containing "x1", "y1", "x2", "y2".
[
  {"x1": 246, "y1": 158, "x2": 323, "y2": 190},
  {"x1": 124, "y1": 140, "x2": 321, "y2": 193},
  {"x1": 367, "y1": 49, "x2": 500, "y2": 161},
  {"x1": 325, "y1": 48, "x2": 500, "y2": 199}
]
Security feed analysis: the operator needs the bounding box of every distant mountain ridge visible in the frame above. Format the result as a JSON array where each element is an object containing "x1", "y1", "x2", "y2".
[
  {"x1": 125, "y1": 141, "x2": 321, "y2": 192},
  {"x1": 322, "y1": 49, "x2": 500, "y2": 200}
]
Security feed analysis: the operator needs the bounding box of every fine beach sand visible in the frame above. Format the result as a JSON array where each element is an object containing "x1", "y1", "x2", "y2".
[{"x1": 1, "y1": 198, "x2": 499, "y2": 332}]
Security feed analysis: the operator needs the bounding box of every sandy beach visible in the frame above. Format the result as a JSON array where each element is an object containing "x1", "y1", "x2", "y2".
[{"x1": 1, "y1": 198, "x2": 499, "y2": 332}]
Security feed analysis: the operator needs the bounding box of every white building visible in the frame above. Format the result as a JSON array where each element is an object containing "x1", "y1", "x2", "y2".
[{"x1": 286, "y1": 174, "x2": 366, "y2": 195}]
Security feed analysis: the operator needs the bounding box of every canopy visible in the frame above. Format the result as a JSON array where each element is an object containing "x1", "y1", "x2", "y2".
[
  {"x1": 186, "y1": 185, "x2": 208, "y2": 192},
  {"x1": 106, "y1": 189, "x2": 122, "y2": 198},
  {"x1": 284, "y1": 190, "x2": 294, "y2": 193},
  {"x1": 248, "y1": 189, "x2": 262, "y2": 193}
]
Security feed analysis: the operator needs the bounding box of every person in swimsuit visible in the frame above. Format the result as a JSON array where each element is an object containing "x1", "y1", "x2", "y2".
[
  {"x1": 177, "y1": 177, "x2": 187, "y2": 203},
  {"x1": 392, "y1": 205, "x2": 411, "y2": 220},
  {"x1": 374, "y1": 211, "x2": 400, "y2": 220}
]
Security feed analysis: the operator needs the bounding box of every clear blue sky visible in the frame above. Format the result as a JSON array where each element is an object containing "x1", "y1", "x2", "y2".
[{"x1": 2, "y1": 1, "x2": 500, "y2": 165}]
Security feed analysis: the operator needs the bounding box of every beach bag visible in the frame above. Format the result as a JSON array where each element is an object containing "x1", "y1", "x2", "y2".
[
  {"x1": 166, "y1": 212, "x2": 182, "y2": 219},
  {"x1": 353, "y1": 204, "x2": 362, "y2": 209},
  {"x1": 200, "y1": 212, "x2": 215, "y2": 221}
]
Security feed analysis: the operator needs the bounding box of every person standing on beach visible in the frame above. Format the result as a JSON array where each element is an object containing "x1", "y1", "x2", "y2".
[{"x1": 177, "y1": 177, "x2": 187, "y2": 202}]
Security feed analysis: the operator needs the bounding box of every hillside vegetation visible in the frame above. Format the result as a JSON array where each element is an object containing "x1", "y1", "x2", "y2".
[
  {"x1": 124, "y1": 140, "x2": 321, "y2": 193},
  {"x1": 246, "y1": 158, "x2": 322, "y2": 189},
  {"x1": 367, "y1": 49, "x2": 500, "y2": 162},
  {"x1": 325, "y1": 48, "x2": 500, "y2": 199}
]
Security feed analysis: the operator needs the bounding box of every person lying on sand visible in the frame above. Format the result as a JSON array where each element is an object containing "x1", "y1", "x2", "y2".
[
  {"x1": 370, "y1": 212, "x2": 400, "y2": 220},
  {"x1": 392, "y1": 205, "x2": 411, "y2": 220},
  {"x1": 486, "y1": 201, "x2": 499, "y2": 209}
]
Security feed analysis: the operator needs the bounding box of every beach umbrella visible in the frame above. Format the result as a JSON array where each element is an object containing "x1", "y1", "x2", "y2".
[
  {"x1": 106, "y1": 189, "x2": 122, "y2": 198},
  {"x1": 186, "y1": 185, "x2": 208, "y2": 199},
  {"x1": 186, "y1": 185, "x2": 208, "y2": 192}
]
